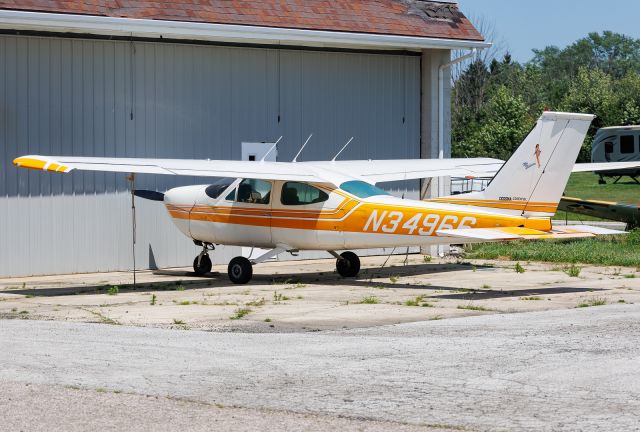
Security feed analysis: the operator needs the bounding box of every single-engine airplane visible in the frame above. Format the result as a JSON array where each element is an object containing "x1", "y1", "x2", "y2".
[{"x1": 14, "y1": 111, "x2": 637, "y2": 284}]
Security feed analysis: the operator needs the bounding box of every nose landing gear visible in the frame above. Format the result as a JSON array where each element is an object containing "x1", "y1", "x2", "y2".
[{"x1": 193, "y1": 242, "x2": 214, "y2": 276}]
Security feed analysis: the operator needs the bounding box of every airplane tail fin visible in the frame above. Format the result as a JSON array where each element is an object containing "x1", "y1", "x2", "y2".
[{"x1": 436, "y1": 112, "x2": 595, "y2": 217}]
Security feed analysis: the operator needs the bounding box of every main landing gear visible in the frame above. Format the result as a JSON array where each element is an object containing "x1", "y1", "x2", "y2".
[
  {"x1": 193, "y1": 242, "x2": 214, "y2": 276},
  {"x1": 330, "y1": 251, "x2": 361, "y2": 278},
  {"x1": 228, "y1": 245, "x2": 289, "y2": 285}
]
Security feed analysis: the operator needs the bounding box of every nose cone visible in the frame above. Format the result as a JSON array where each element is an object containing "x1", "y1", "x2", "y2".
[
  {"x1": 164, "y1": 185, "x2": 207, "y2": 239},
  {"x1": 164, "y1": 185, "x2": 206, "y2": 206}
]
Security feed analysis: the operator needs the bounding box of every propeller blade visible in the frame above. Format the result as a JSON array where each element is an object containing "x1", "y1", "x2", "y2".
[{"x1": 133, "y1": 190, "x2": 165, "y2": 201}]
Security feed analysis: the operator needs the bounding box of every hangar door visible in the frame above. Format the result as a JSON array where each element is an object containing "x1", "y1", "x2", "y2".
[{"x1": 0, "y1": 35, "x2": 421, "y2": 277}]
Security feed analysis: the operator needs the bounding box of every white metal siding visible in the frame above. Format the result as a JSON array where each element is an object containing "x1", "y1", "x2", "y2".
[{"x1": 0, "y1": 35, "x2": 421, "y2": 277}]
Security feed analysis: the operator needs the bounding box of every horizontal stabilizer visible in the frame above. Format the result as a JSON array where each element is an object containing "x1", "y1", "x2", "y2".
[{"x1": 437, "y1": 225, "x2": 626, "y2": 241}]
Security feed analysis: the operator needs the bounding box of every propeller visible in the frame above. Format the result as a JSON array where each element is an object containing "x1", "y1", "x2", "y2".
[{"x1": 133, "y1": 190, "x2": 165, "y2": 201}]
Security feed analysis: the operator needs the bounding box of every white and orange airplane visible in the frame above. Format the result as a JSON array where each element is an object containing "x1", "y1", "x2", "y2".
[{"x1": 14, "y1": 112, "x2": 637, "y2": 283}]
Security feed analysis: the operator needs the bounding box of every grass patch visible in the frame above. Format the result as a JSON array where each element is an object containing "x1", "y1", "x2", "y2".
[
  {"x1": 577, "y1": 297, "x2": 608, "y2": 308},
  {"x1": 264, "y1": 318, "x2": 272, "y2": 322},
  {"x1": 246, "y1": 297, "x2": 266, "y2": 307},
  {"x1": 273, "y1": 292, "x2": 290, "y2": 302},
  {"x1": 466, "y1": 230, "x2": 640, "y2": 267},
  {"x1": 172, "y1": 319, "x2": 185, "y2": 325},
  {"x1": 404, "y1": 295, "x2": 433, "y2": 307},
  {"x1": 562, "y1": 172, "x2": 640, "y2": 206},
  {"x1": 423, "y1": 255, "x2": 432, "y2": 263},
  {"x1": 520, "y1": 296, "x2": 543, "y2": 301},
  {"x1": 230, "y1": 308, "x2": 252, "y2": 320},
  {"x1": 623, "y1": 274, "x2": 636, "y2": 279},
  {"x1": 178, "y1": 300, "x2": 198, "y2": 306},
  {"x1": 107, "y1": 285, "x2": 119, "y2": 296},
  {"x1": 150, "y1": 294, "x2": 157, "y2": 306},
  {"x1": 481, "y1": 284, "x2": 491, "y2": 289},
  {"x1": 360, "y1": 296, "x2": 380, "y2": 305},
  {"x1": 389, "y1": 275, "x2": 400, "y2": 283},
  {"x1": 514, "y1": 262, "x2": 526, "y2": 273},
  {"x1": 564, "y1": 264, "x2": 581, "y2": 278},
  {"x1": 457, "y1": 303, "x2": 491, "y2": 312}
]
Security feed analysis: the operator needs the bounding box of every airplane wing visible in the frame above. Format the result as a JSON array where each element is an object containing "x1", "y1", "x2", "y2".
[
  {"x1": 306, "y1": 158, "x2": 504, "y2": 184},
  {"x1": 14, "y1": 154, "x2": 640, "y2": 186},
  {"x1": 12, "y1": 154, "x2": 506, "y2": 185},
  {"x1": 308, "y1": 160, "x2": 640, "y2": 184},
  {"x1": 13, "y1": 155, "x2": 328, "y2": 183},
  {"x1": 437, "y1": 225, "x2": 626, "y2": 241},
  {"x1": 572, "y1": 162, "x2": 640, "y2": 172}
]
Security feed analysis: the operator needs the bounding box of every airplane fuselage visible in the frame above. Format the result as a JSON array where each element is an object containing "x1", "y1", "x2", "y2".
[{"x1": 163, "y1": 179, "x2": 552, "y2": 251}]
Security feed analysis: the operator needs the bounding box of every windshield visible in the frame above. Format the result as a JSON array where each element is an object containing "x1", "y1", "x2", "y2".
[
  {"x1": 340, "y1": 181, "x2": 390, "y2": 199},
  {"x1": 205, "y1": 178, "x2": 235, "y2": 199}
]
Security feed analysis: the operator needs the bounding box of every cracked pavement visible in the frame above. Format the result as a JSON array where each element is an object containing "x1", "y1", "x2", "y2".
[{"x1": 1, "y1": 304, "x2": 640, "y2": 431}]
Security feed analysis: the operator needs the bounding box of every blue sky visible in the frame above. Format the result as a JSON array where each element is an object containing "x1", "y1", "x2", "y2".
[{"x1": 457, "y1": 0, "x2": 640, "y2": 63}]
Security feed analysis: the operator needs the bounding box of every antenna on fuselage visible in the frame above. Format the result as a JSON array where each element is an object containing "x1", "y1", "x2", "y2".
[
  {"x1": 260, "y1": 136, "x2": 283, "y2": 162},
  {"x1": 331, "y1": 137, "x2": 354, "y2": 162},
  {"x1": 292, "y1": 134, "x2": 313, "y2": 162}
]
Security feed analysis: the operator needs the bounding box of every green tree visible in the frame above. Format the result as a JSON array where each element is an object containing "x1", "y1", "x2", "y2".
[
  {"x1": 454, "y1": 86, "x2": 532, "y2": 160},
  {"x1": 452, "y1": 31, "x2": 640, "y2": 162}
]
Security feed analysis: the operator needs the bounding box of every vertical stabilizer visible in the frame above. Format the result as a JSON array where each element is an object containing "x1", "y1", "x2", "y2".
[{"x1": 445, "y1": 112, "x2": 594, "y2": 217}]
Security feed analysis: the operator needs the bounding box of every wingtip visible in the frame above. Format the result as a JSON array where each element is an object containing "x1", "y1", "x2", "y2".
[{"x1": 13, "y1": 156, "x2": 70, "y2": 173}]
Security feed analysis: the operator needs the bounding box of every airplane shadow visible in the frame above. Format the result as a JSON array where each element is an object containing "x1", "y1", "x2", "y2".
[{"x1": 0, "y1": 262, "x2": 603, "y2": 300}]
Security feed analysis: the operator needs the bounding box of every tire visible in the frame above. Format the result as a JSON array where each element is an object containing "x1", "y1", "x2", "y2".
[
  {"x1": 336, "y1": 251, "x2": 360, "y2": 278},
  {"x1": 193, "y1": 254, "x2": 212, "y2": 275},
  {"x1": 228, "y1": 256, "x2": 253, "y2": 284}
]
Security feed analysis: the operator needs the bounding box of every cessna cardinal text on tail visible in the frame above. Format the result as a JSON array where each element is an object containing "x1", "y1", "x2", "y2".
[{"x1": 14, "y1": 112, "x2": 633, "y2": 284}]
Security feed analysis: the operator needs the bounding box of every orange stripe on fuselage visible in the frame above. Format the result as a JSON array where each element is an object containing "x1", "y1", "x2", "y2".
[
  {"x1": 168, "y1": 199, "x2": 553, "y2": 236},
  {"x1": 427, "y1": 198, "x2": 558, "y2": 213}
]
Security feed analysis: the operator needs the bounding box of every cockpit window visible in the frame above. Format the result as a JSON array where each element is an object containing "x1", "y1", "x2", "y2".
[
  {"x1": 340, "y1": 181, "x2": 390, "y2": 199},
  {"x1": 235, "y1": 179, "x2": 272, "y2": 204},
  {"x1": 205, "y1": 178, "x2": 234, "y2": 199},
  {"x1": 281, "y1": 182, "x2": 329, "y2": 206}
]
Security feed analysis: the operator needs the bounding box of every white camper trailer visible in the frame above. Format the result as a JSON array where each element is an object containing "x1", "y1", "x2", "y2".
[{"x1": 592, "y1": 125, "x2": 640, "y2": 183}]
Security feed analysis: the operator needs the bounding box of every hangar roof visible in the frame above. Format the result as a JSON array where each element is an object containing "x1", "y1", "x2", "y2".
[{"x1": 0, "y1": 1, "x2": 488, "y2": 50}]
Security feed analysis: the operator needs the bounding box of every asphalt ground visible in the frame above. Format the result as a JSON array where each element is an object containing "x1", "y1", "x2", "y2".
[
  {"x1": 1, "y1": 256, "x2": 639, "y2": 332},
  {"x1": 1, "y1": 304, "x2": 639, "y2": 431}
]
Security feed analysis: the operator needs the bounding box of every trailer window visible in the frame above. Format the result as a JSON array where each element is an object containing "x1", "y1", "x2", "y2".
[{"x1": 620, "y1": 135, "x2": 635, "y2": 154}]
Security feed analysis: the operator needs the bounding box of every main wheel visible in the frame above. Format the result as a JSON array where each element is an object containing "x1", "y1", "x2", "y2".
[
  {"x1": 336, "y1": 251, "x2": 360, "y2": 278},
  {"x1": 228, "y1": 256, "x2": 253, "y2": 284},
  {"x1": 193, "y1": 254, "x2": 212, "y2": 275}
]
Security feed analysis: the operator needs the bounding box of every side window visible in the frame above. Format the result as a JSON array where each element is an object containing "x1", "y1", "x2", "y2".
[
  {"x1": 236, "y1": 179, "x2": 271, "y2": 204},
  {"x1": 281, "y1": 182, "x2": 329, "y2": 206},
  {"x1": 604, "y1": 142, "x2": 614, "y2": 153},
  {"x1": 620, "y1": 135, "x2": 635, "y2": 154}
]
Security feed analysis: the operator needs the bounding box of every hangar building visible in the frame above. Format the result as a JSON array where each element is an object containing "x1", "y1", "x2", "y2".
[{"x1": 0, "y1": 1, "x2": 486, "y2": 277}]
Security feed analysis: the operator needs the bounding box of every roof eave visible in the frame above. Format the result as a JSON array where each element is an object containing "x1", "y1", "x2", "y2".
[{"x1": 0, "y1": 10, "x2": 491, "y2": 51}]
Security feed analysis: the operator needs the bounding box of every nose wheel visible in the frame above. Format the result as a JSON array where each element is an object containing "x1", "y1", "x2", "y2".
[
  {"x1": 193, "y1": 242, "x2": 214, "y2": 276},
  {"x1": 334, "y1": 251, "x2": 360, "y2": 278},
  {"x1": 228, "y1": 256, "x2": 253, "y2": 284}
]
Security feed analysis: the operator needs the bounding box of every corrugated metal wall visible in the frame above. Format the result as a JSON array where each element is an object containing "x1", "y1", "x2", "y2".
[{"x1": 0, "y1": 34, "x2": 421, "y2": 277}]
